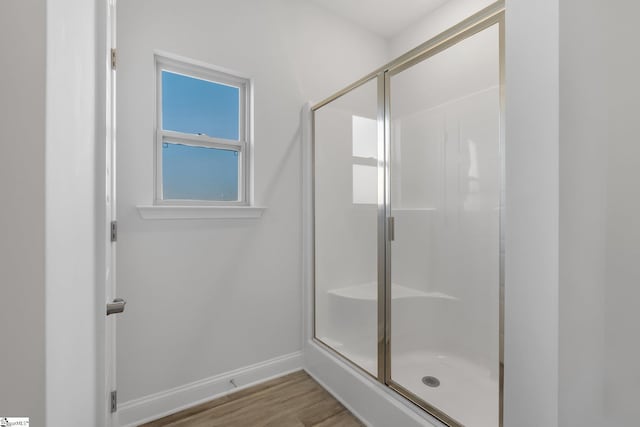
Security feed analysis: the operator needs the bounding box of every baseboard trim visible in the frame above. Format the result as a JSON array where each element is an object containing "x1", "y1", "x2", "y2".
[{"x1": 117, "y1": 351, "x2": 303, "y2": 427}]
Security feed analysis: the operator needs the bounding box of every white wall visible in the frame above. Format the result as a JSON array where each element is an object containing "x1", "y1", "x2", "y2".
[
  {"x1": 559, "y1": 2, "x2": 640, "y2": 426},
  {"x1": 0, "y1": 1, "x2": 47, "y2": 425},
  {"x1": 389, "y1": 0, "x2": 495, "y2": 57},
  {"x1": 602, "y1": 2, "x2": 640, "y2": 426},
  {"x1": 558, "y1": 0, "x2": 607, "y2": 425},
  {"x1": 116, "y1": 0, "x2": 388, "y2": 408},
  {"x1": 503, "y1": 0, "x2": 560, "y2": 426},
  {"x1": 45, "y1": 0, "x2": 100, "y2": 425},
  {"x1": 0, "y1": 1, "x2": 101, "y2": 426}
]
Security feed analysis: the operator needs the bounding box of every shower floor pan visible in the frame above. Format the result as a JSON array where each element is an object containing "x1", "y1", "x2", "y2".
[
  {"x1": 317, "y1": 346, "x2": 498, "y2": 427},
  {"x1": 391, "y1": 350, "x2": 498, "y2": 427}
]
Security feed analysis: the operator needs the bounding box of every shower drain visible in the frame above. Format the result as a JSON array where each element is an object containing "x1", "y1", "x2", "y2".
[{"x1": 421, "y1": 376, "x2": 441, "y2": 388}]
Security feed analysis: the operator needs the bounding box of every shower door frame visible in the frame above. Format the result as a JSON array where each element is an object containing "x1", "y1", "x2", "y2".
[
  {"x1": 311, "y1": 2, "x2": 505, "y2": 426},
  {"x1": 382, "y1": 10, "x2": 506, "y2": 427}
]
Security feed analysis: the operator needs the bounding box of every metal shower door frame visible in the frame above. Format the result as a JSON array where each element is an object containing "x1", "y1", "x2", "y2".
[
  {"x1": 381, "y1": 8, "x2": 505, "y2": 427},
  {"x1": 311, "y1": 2, "x2": 505, "y2": 426}
]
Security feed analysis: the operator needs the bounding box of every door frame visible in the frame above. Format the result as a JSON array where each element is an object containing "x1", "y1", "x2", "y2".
[{"x1": 103, "y1": 0, "x2": 118, "y2": 425}]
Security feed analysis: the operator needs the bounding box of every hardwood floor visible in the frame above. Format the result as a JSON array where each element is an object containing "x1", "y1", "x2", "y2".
[{"x1": 140, "y1": 370, "x2": 364, "y2": 427}]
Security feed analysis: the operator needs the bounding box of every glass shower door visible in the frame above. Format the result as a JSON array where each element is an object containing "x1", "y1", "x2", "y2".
[
  {"x1": 313, "y1": 78, "x2": 380, "y2": 376},
  {"x1": 386, "y1": 23, "x2": 502, "y2": 427}
]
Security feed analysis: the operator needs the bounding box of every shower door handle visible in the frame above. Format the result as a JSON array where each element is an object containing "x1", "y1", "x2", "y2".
[
  {"x1": 388, "y1": 216, "x2": 395, "y2": 241},
  {"x1": 107, "y1": 298, "x2": 126, "y2": 315}
]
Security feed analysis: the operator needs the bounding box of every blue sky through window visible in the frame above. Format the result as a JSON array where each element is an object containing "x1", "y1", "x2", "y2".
[
  {"x1": 161, "y1": 70, "x2": 240, "y2": 201},
  {"x1": 162, "y1": 71, "x2": 239, "y2": 139},
  {"x1": 163, "y1": 143, "x2": 238, "y2": 201}
]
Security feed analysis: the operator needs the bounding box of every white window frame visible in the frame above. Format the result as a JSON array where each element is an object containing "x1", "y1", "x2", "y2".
[{"x1": 154, "y1": 53, "x2": 252, "y2": 206}]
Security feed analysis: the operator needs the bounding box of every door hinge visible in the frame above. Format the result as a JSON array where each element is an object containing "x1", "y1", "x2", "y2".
[
  {"x1": 388, "y1": 216, "x2": 395, "y2": 241},
  {"x1": 111, "y1": 48, "x2": 117, "y2": 70},
  {"x1": 110, "y1": 221, "x2": 117, "y2": 242},
  {"x1": 110, "y1": 390, "x2": 117, "y2": 413}
]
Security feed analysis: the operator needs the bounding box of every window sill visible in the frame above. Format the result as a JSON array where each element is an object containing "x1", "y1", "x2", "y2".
[{"x1": 136, "y1": 205, "x2": 266, "y2": 220}]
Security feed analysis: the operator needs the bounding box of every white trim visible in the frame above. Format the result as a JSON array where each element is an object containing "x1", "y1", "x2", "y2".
[
  {"x1": 161, "y1": 130, "x2": 244, "y2": 150},
  {"x1": 137, "y1": 205, "x2": 265, "y2": 220},
  {"x1": 104, "y1": 0, "x2": 117, "y2": 426},
  {"x1": 301, "y1": 102, "x2": 314, "y2": 345},
  {"x1": 154, "y1": 49, "x2": 252, "y2": 82},
  {"x1": 304, "y1": 370, "x2": 373, "y2": 427},
  {"x1": 304, "y1": 374, "x2": 375, "y2": 427},
  {"x1": 117, "y1": 351, "x2": 303, "y2": 427},
  {"x1": 154, "y1": 52, "x2": 253, "y2": 205}
]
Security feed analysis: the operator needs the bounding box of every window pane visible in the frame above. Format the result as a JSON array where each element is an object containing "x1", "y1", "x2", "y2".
[
  {"x1": 162, "y1": 71, "x2": 240, "y2": 140},
  {"x1": 162, "y1": 142, "x2": 239, "y2": 201}
]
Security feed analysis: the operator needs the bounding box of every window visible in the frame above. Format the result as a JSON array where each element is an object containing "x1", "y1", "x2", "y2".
[{"x1": 155, "y1": 54, "x2": 251, "y2": 205}]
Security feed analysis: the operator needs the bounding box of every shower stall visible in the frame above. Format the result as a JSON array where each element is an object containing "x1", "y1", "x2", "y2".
[{"x1": 311, "y1": 3, "x2": 504, "y2": 426}]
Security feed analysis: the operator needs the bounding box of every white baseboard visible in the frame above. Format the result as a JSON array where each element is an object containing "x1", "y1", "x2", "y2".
[{"x1": 117, "y1": 351, "x2": 303, "y2": 427}]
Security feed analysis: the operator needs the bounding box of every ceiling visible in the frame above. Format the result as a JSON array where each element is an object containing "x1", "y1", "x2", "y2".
[{"x1": 308, "y1": 0, "x2": 449, "y2": 39}]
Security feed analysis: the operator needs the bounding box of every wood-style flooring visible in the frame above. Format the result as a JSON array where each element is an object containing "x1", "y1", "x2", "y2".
[{"x1": 140, "y1": 370, "x2": 364, "y2": 427}]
